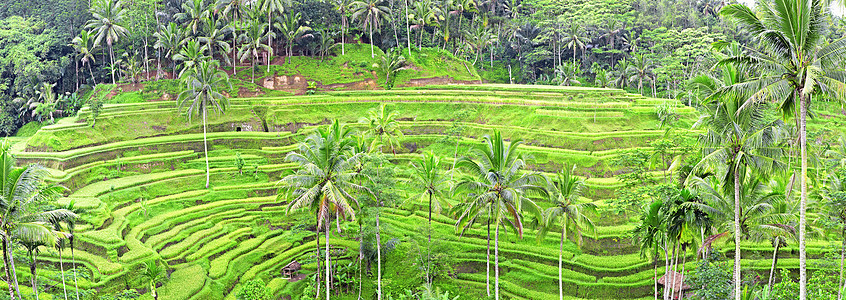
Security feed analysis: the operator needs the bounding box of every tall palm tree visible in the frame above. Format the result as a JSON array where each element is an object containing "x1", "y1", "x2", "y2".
[
  {"x1": 278, "y1": 120, "x2": 370, "y2": 300},
  {"x1": 718, "y1": 2, "x2": 846, "y2": 296},
  {"x1": 612, "y1": 58, "x2": 631, "y2": 89},
  {"x1": 689, "y1": 96, "x2": 785, "y2": 299},
  {"x1": 562, "y1": 23, "x2": 588, "y2": 63},
  {"x1": 86, "y1": 0, "x2": 129, "y2": 85},
  {"x1": 153, "y1": 22, "x2": 187, "y2": 76},
  {"x1": 359, "y1": 103, "x2": 403, "y2": 155},
  {"x1": 539, "y1": 167, "x2": 597, "y2": 300},
  {"x1": 176, "y1": 60, "x2": 231, "y2": 189},
  {"x1": 465, "y1": 25, "x2": 495, "y2": 66},
  {"x1": 627, "y1": 53, "x2": 654, "y2": 95},
  {"x1": 335, "y1": 0, "x2": 354, "y2": 55},
  {"x1": 409, "y1": 0, "x2": 438, "y2": 49},
  {"x1": 405, "y1": 151, "x2": 451, "y2": 284},
  {"x1": 238, "y1": 17, "x2": 271, "y2": 83},
  {"x1": 140, "y1": 261, "x2": 167, "y2": 300},
  {"x1": 70, "y1": 30, "x2": 98, "y2": 87},
  {"x1": 450, "y1": 0, "x2": 477, "y2": 44},
  {"x1": 275, "y1": 12, "x2": 313, "y2": 64},
  {"x1": 62, "y1": 200, "x2": 85, "y2": 300},
  {"x1": 260, "y1": 0, "x2": 288, "y2": 71},
  {"x1": 0, "y1": 140, "x2": 74, "y2": 300},
  {"x1": 49, "y1": 218, "x2": 69, "y2": 300},
  {"x1": 198, "y1": 16, "x2": 232, "y2": 65},
  {"x1": 21, "y1": 239, "x2": 46, "y2": 300},
  {"x1": 172, "y1": 40, "x2": 211, "y2": 78},
  {"x1": 215, "y1": 0, "x2": 246, "y2": 73},
  {"x1": 633, "y1": 199, "x2": 667, "y2": 300},
  {"x1": 454, "y1": 131, "x2": 545, "y2": 300},
  {"x1": 175, "y1": 0, "x2": 210, "y2": 36},
  {"x1": 351, "y1": 0, "x2": 391, "y2": 58}
]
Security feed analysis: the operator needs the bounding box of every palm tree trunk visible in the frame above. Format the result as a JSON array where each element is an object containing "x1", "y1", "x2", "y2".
[
  {"x1": 798, "y1": 93, "x2": 808, "y2": 300},
  {"x1": 109, "y1": 45, "x2": 116, "y2": 84},
  {"x1": 232, "y1": 18, "x2": 237, "y2": 74},
  {"x1": 267, "y1": 11, "x2": 272, "y2": 73},
  {"x1": 376, "y1": 207, "x2": 382, "y2": 300},
  {"x1": 315, "y1": 215, "x2": 321, "y2": 300},
  {"x1": 30, "y1": 252, "x2": 36, "y2": 300},
  {"x1": 2, "y1": 238, "x2": 14, "y2": 300},
  {"x1": 325, "y1": 220, "x2": 330, "y2": 300},
  {"x1": 404, "y1": 0, "x2": 411, "y2": 57},
  {"x1": 60, "y1": 247, "x2": 67, "y2": 300},
  {"x1": 734, "y1": 169, "x2": 741, "y2": 300},
  {"x1": 559, "y1": 221, "x2": 565, "y2": 300},
  {"x1": 203, "y1": 109, "x2": 210, "y2": 189},
  {"x1": 427, "y1": 192, "x2": 432, "y2": 285},
  {"x1": 768, "y1": 239, "x2": 780, "y2": 289},
  {"x1": 494, "y1": 219, "x2": 500, "y2": 300},
  {"x1": 369, "y1": 22, "x2": 375, "y2": 58},
  {"x1": 663, "y1": 238, "x2": 669, "y2": 300},
  {"x1": 486, "y1": 206, "x2": 491, "y2": 297},
  {"x1": 357, "y1": 223, "x2": 362, "y2": 300},
  {"x1": 669, "y1": 243, "x2": 677, "y2": 299},
  {"x1": 653, "y1": 254, "x2": 658, "y2": 300},
  {"x1": 72, "y1": 241, "x2": 79, "y2": 300},
  {"x1": 75, "y1": 56, "x2": 79, "y2": 91},
  {"x1": 679, "y1": 247, "x2": 687, "y2": 300}
]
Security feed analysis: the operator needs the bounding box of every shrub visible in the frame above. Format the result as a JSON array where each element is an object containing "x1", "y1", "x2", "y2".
[{"x1": 236, "y1": 279, "x2": 271, "y2": 300}]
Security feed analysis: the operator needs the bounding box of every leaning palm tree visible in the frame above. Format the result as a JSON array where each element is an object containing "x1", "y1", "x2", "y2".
[
  {"x1": 718, "y1": 2, "x2": 846, "y2": 296},
  {"x1": 539, "y1": 166, "x2": 597, "y2": 300},
  {"x1": 278, "y1": 120, "x2": 371, "y2": 300},
  {"x1": 0, "y1": 140, "x2": 74, "y2": 300},
  {"x1": 86, "y1": 0, "x2": 129, "y2": 85},
  {"x1": 688, "y1": 96, "x2": 786, "y2": 299},
  {"x1": 351, "y1": 0, "x2": 391, "y2": 58},
  {"x1": 49, "y1": 218, "x2": 69, "y2": 300},
  {"x1": 275, "y1": 12, "x2": 313, "y2": 64},
  {"x1": 405, "y1": 151, "x2": 451, "y2": 284},
  {"x1": 454, "y1": 131, "x2": 546, "y2": 300},
  {"x1": 359, "y1": 103, "x2": 403, "y2": 155},
  {"x1": 62, "y1": 200, "x2": 85, "y2": 300},
  {"x1": 70, "y1": 30, "x2": 98, "y2": 87},
  {"x1": 176, "y1": 60, "x2": 231, "y2": 189}
]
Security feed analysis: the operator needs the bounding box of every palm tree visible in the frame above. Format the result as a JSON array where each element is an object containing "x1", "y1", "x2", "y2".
[
  {"x1": 633, "y1": 199, "x2": 667, "y2": 300},
  {"x1": 176, "y1": 60, "x2": 231, "y2": 189},
  {"x1": 275, "y1": 12, "x2": 313, "y2": 64},
  {"x1": 62, "y1": 200, "x2": 85, "y2": 300},
  {"x1": 454, "y1": 131, "x2": 545, "y2": 300},
  {"x1": 374, "y1": 49, "x2": 406, "y2": 89},
  {"x1": 70, "y1": 30, "x2": 98, "y2": 87},
  {"x1": 21, "y1": 239, "x2": 46, "y2": 300},
  {"x1": 49, "y1": 218, "x2": 69, "y2": 300},
  {"x1": 238, "y1": 18, "x2": 271, "y2": 83},
  {"x1": 465, "y1": 25, "x2": 495, "y2": 66},
  {"x1": 198, "y1": 16, "x2": 232, "y2": 65},
  {"x1": 278, "y1": 120, "x2": 370, "y2": 300},
  {"x1": 140, "y1": 261, "x2": 167, "y2": 300},
  {"x1": 450, "y1": 0, "x2": 477, "y2": 45},
  {"x1": 689, "y1": 96, "x2": 785, "y2": 299},
  {"x1": 823, "y1": 173, "x2": 846, "y2": 300},
  {"x1": 260, "y1": 0, "x2": 288, "y2": 71},
  {"x1": 562, "y1": 23, "x2": 588, "y2": 63},
  {"x1": 718, "y1": 2, "x2": 846, "y2": 296},
  {"x1": 351, "y1": 0, "x2": 391, "y2": 58},
  {"x1": 612, "y1": 58, "x2": 630, "y2": 89},
  {"x1": 86, "y1": 0, "x2": 129, "y2": 85},
  {"x1": 316, "y1": 29, "x2": 339, "y2": 61},
  {"x1": 358, "y1": 103, "x2": 403, "y2": 155},
  {"x1": 153, "y1": 22, "x2": 187, "y2": 76},
  {"x1": 627, "y1": 53, "x2": 654, "y2": 95},
  {"x1": 409, "y1": 0, "x2": 438, "y2": 49},
  {"x1": 539, "y1": 167, "x2": 597, "y2": 300},
  {"x1": 0, "y1": 140, "x2": 73, "y2": 300},
  {"x1": 175, "y1": 0, "x2": 209, "y2": 36},
  {"x1": 215, "y1": 0, "x2": 246, "y2": 73},
  {"x1": 335, "y1": 0, "x2": 354, "y2": 55},
  {"x1": 172, "y1": 40, "x2": 211, "y2": 78},
  {"x1": 405, "y1": 151, "x2": 451, "y2": 284}
]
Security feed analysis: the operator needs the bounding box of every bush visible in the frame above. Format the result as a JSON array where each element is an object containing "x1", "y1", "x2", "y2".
[
  {"x1": 236, "y1": 279, "x2": 271, "y2": 300},
  {"x1": 687, "y1": 259, "x2": 732, "y2": 300}
]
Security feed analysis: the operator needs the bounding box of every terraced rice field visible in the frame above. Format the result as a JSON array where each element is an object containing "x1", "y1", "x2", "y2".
[{"x1": 12, "y1": 84, "x2": 843, "y2": 299}]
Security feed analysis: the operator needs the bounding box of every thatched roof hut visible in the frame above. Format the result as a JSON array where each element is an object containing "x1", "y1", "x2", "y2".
[
  {"x1": 281, "y1": 260, "x2": 301, "y2": 279},
  {"x1": 657, "y1": 270, "x2": 690, "y2": 299}
]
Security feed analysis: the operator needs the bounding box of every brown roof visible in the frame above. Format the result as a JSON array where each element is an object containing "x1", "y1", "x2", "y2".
[
  {"x1": 657, "y1": 270, "x2": 690, "y2": 291},
  {"x1": 282, "y1": 260, "x2": 301, "y2": 271}
]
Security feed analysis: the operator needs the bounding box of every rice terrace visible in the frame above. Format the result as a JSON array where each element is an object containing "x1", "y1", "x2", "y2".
[{"x1": 1, "y1": 0, "x2": 846, "y2": 299}]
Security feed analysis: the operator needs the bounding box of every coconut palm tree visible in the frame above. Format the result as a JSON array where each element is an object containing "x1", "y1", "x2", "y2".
[
  {"x1": 153, "y1": 22, "x2": 187, "y2": 76},
  {"x1": 198, "y1": 16, "x2": 232, "y2": 65},
  {"x1": 278, "y1": 120, "x2": 371, "y2": 300},
  {"x1": 238, "y1": 17, "x2": 271, "y2": 83},
  {"x1": 175, "y1": 0, "x2": 210, "y2": 36},
  {"x1": 275, "y1": 12, "x2": 313, "y2": 64},
  {"x1": 21, "y1": 239, "x2": 46, "y2": 300},
  {"x1": 450, "y1": 0, "x2": 477, "y2": 44},
  {"x1": 718, "y1": 2, "x2": 846, "y2": 296},
  {"x1": 374, "y1": 49, "x2": 406, "y2": 89},
  {"x1": 61, "y1": 200, "x2": 85, "y2": 300},
  {"x1": 335, "y1": 0, "x2": 354, "y2": 55},
  {"x1": 49, "y1": 218, "x2": 69, "y2": 300},
  {"x1": 140, "y1": 261, "x2": 167, "y2": 300},
  {"x1": 539, "y1": 167, "x2": 597, "y2": 300},
  {"x1": 173, "y1": 40, "x2": 211, "y2": 78},
  {"x1": 612, "y1": 58, "x2": 631, "y2": 89},
  {"x1": 633, "y1": 199, "x2": 667, "y2": 300},
  {"x1": 359, "y1": 103, "x2": 403, "y2": 155},
  {"x1": 562, "y1": 23, "x2": 588, "y2": 63},
  {"x1": 176, "y1": 60, "x2": 231, "y2": 189},
  {"x1": 405, "y1": 151, "x2": 451, "y2": 284},
  {"x1": 351, "y1": 0, "x2": 391, "y2": 58},
  {"x1": 453, "y1": 131, "x2": 546, "y2": 300},
  {"x1": 260, "y1": 0, "x2": 288, "y2": 71},
  {"x1": 86, "y1": 0, "x2": 129, "y2": 85},
  {"x1": 409, "y1": 0, "x2": 438, "y2": 49},
  {"x1": 215, "y1": 0, "x2": 246, "y2": 73},
  {"x1": 627, "y1": 53, "x2": 654, "y2": 95},
  {"x1": 0, "y1": 140, "x2": 73, "y2": 300},
  {"x1": 70, "y1": 30, "x2": 98, "y2": 87},
  {"x1": 688, "y1": 95, "x2": 786, "y2": 299}
]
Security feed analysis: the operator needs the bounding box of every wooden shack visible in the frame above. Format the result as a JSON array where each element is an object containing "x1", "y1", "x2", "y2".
[{"x1": 281, "y1": 260, "x2": 301, "y2": 279}]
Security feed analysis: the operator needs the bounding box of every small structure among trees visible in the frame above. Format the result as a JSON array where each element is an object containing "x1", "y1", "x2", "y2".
[
  {"x1": 281, "y1": 260, "x2": 301, "y2": 279},
  {"x1": 658, "y1": 270, "x2": 690, "y2": 299}
]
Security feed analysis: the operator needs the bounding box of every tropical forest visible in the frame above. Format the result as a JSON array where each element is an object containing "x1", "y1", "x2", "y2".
[{"x1": 0, "y1": 0, "x2": 845, "y2": 299}]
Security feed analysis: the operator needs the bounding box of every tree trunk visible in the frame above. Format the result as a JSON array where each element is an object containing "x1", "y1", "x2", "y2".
[
  {"x1": 734, "y1": 169, "x2": 741, "y2": 300},
  {"x1": 88, "y1": 62, "x2": 97, "y2": 86},
  {"x1": 267, "y1": 10, "x2": 272, "y2": 73},
  {"x1": 839, "y1": 226, "x2": 845, "y2": 300},
  {"x1": 427, "y1": 192, "x2": 432, "y2": 285},
  {"x1": 30, "y1": 253, "x2": 36, "y2": 300},
  {"x1": 679, "y1": 247, "x2": 687, "y2": 300},
  {"x1": 357, "y1": 223, "x2": 362, "y2": 300},
  {"x1": 653, "y1": 254, "x2": 658, "y2": 300},
  {"x1": 3, "y1": 238, "x2": 14, "y2": 300},
  {"x1": 799, "y1": 93, "x2": 808, "y2": 300},
  {"x1": 60, "y1": 247, "x2": 67, "y2": 300},
  {"x1": 75, "y1": 55, "x2": 79, "y2": 91},
  {"x1": 315, "y1": 215, "x2": 321, "y2": 300},
  {"x1": 559, "y1": 220, "x2": 565, "y2": 300},
  {"x1": 72, "y1": 240, "x2": 79, "y2": 300},
  {"x1": 768, "y1": 239, "x2": 780, "y2": 289},
  {"x1": 486, "y1": 206, "x2": 491, "y2": 297},
  {"x1": 369, "y1": 23, "x2": 375, "y2": 58},
  {"x1": 495, "y1": 219, "x2": 500, "y2": 300},
  {"x1": 109, "y1": 45, "x2": 117, "y2": 84},
  {"x1": 325, "y1": 220, "x2": 330, "y2": 300},
  {"x1": 203, "y1": 109, "x2": 210, "y2": 189},
  {"x1": 232, "y1": 17, "x2": 237, "y2": 74},
  {"x1": 404, "y1": 0, "x2": 411, "y2": 57},
  {"x1": 376, "y1": 207, "x2": 382, "y2": 300}
]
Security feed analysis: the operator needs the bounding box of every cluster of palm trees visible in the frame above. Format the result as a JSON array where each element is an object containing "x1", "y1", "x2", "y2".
[
  {"x1": 278, "y1": 105, "x2": 598, "y2": 300},
  {"x1": 0, "y1": 140, "x2": 80, "y2": 300}
]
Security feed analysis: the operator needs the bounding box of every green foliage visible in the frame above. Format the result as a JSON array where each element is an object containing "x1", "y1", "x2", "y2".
[
  {"x1": 688, "y1": 259, "x2": 733, "y2": 300},
  {"x1": 236, "y1": 279, "x2": 271, "y2": 300}
]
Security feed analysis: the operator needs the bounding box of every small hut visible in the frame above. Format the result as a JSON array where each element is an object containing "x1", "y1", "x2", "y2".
[
  {"x1": 281, "y1": 260, "x2": 301, "y2": 279},
  {"x1": 657, "y1": 270, "x2": 690, "y2": 299}
]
